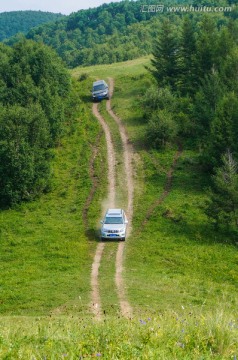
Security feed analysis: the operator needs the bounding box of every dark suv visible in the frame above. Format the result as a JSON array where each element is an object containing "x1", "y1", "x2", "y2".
[{"x1": 92, "y1": 80, "x2": 109, "y2": 101}]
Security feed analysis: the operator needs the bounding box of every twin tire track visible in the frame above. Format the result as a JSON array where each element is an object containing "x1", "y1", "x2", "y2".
[{"x1": 91, "y1": 78, "x2": 133, "y2": 319}]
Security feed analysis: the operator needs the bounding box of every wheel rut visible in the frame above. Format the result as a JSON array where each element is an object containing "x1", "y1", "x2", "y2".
[
  {"x1": 91, "y1": 101, "x2": 116, "y2": 319},
  {"x1": 90, "y1": 78, "x2": 133, "y2": 319},
  {"x1": 107, "y1": 78, "x2": 133, "y2": 318}
]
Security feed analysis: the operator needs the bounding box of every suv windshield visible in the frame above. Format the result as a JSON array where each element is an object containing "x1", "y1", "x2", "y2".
[
  {"x1": 105, "y1": 217, "x2": 123, "y2": 224},
  {"x1": 93, "y1": 84, "x2": 106, "y2": 92}
]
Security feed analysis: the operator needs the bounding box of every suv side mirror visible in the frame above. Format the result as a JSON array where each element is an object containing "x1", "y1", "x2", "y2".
[
  {"x1": 125, "y1": 220, "x2": 128, "y2": 224},
  {"x1": 100, "y1": 220, "x2": 103, "y2": 224}
]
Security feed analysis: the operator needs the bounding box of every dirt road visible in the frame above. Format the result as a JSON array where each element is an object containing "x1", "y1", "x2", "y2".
[
  {"x1": 107, "y1": 78, "x2": 133, "y2": 318},
  {"x1": 91, "y1": 101, "x2": 116, "y2": 318},
  {"x1": 90, "y1": 79, "x2": 133, "y2": 318}
]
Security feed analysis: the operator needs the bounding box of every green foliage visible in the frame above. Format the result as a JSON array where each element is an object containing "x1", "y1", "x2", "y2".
[
  {"x1": 5, "y1": 0, "x2": 236, "y2": 70},
  {"x1": 147, "y1": 109, "x2": 178, "y2": 148},
  {"x1": 14, "y1": 0, "x2": 183, "y2": 68},
  {"x1": 151, "y1": 19, "x2": 179, "y2": 90},
  {"x1": 0, "y1": 104, "x2": 50, "y2": 206},
  {"x1": 142, "y1": 86, "x2": 177, "y2": 118},
  {"x1": 177, "y1": 16, "x2": 197, "y2": 95},
  {"x1": 206, "y1": 150, "x2": 238, "y2": 230},
  {"x1": 196, "y1": 16, "x2": 219, "y2": 78},
  {"x1": 192, "y1": 72, "x2": 227, "y2": 141},
  {"x1": 147, "y1": 14, "x2": 238, "y2": 165},
  {"x1": 0, "y1": 11, "x2": 65, "y2": 42},
  {"x1": 207, "y1": 92, "x2": 238, "y2": 167},
  {"x1": 0, "y1": 40, "x2": 78, "y2": 206}
]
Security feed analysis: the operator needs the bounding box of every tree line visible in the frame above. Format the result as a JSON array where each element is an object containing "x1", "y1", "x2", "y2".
[
  {"x1": 0, "y1": 11, "x2": 64, "y2": 42},
  {"x1": 0, "y1": 40, "x2": 80, "y2": 207},
  {"x1": 5, "y1": 1, "x2": 238, "y2": 69},
  {"x1": 8, "y1": 0, "x2": 185, "y2": 68},
  {"x1": 144, "y1": 14, "x2": 238, "y2": 231}
]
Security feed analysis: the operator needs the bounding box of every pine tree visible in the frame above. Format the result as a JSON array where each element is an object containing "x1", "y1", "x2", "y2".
[
  {"x1": 208, "y1": 92, "x2": 238, "y2": 167},
  {"x1": 151, "y1": 19, "x2": 179, "y2": 90},
  {"x1": 196, "y1": 16, "x2": 219, "y2": 80},
  {"x1": 206, "y1": 150, "x2": 238, "y2": 229},
  {"x1": 177, "y1": 16, "x2": 197, "y2": 96}
]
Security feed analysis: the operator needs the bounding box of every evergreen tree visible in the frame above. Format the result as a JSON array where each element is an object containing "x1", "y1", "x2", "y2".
[
  {"x1": 207, "y1": 92, "x2": 238, "y2": 167},
  {"x1": 206, "y1": 150, "x2": 238, "y2": 229},
  {"x1": 178, "y1": 16, "x2": 197, "y2": 96},
  {"x1": 196, "y1": 16, "x2": 219, "y2": 80},
  {"x1": 193, "y1": 71, "x2": 227, "y2": 140},
  {"x1": 151, "y1": 19, "x2": 179, "y2": 90}
]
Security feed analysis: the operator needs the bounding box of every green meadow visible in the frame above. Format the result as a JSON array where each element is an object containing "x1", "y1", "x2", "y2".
[
  {"x1": 0, "y1": 57, "x2": 237, "y2": 358},
  {"x1": 0, "y1": 86, "x2": 104, "y2": 316}
]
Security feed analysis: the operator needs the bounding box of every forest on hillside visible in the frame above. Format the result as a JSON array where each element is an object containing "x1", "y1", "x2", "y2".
[
  {"x1": 13, "y1": 0, "x2": 236, "y2": 68},
  {"x1": 0, "y1": 11, "x2": 65, "y2": 42},
  {"x1": 143, "y1": 13, "x2": 238, "y2": 231},
  {"x1": 0, "y1": 40, "x2": 80, "y2": 207}
]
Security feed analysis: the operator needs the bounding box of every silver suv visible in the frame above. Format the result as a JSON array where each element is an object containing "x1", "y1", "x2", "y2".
[
  {"x1": 92, "y1": 80, "x2": 109, "y2": 101},
  {"x1": 100, "y1": 209, "x2": 128, "y2": 241}
]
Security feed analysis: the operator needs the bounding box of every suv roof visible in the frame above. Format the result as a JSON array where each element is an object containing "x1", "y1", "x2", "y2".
[
  {"x1": 106, "y1": 208, "x2": 123, "y2": 216},
  {"x1": 93, "y1": 80, "x2": 106, "y2": 86}
]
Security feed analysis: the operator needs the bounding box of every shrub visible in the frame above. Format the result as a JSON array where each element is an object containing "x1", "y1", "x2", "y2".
[{"x1": 147, "y1": 109, "x2": 178, "y2": 149}]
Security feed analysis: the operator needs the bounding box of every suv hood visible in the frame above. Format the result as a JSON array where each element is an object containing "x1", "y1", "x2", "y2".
[{"x1": 102, "y1": 224, "x2": 125, "y2": 230}]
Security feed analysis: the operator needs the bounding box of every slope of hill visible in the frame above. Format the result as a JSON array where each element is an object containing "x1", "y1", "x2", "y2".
[
  {"x1": 21, "y1": 0, "x2": 237, "y2": 68},
  {"x1": 23, "y1": 0, "x2": 182, "y2": 67},
  {"x1": 0, "y1": 11, "x2": 65, "y2": 41},
  {"x1": 0, "y1": 55, "x2": 237, "y2": 359}
]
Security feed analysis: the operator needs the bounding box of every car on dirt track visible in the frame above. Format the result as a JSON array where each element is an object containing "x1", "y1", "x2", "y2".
[
  {"x1": 100, "y1": 208, "x2": 128, "y2": 241},
  {"x1": 92, "y1": 80, "x2": 110, "y2": 101}
]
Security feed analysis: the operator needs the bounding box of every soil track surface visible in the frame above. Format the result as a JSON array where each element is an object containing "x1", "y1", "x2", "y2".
[
  {"x1": 90, "y1": 79, "x2": 133, "y2": 319},
  {"x1": 90, "y1": 242, "x2": 105, "y2": 318},
  {"x1": 91, "y1": 101, "x2": 116, "y2": 319},
  {"x1": 107, "y1": 78, "x2": 133, "y2": 318}
]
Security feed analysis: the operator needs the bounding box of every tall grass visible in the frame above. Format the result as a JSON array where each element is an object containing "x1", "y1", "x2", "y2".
[{"x1": 0, "y1": 309, "x2": 237, "y2": 359}]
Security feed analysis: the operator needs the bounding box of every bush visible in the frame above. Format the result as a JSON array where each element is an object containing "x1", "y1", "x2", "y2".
[
  {"x1": 147, "y1": 110, "x2": 178, "y2": 149},
  {"x1": 142, "y1": 86, "x2": 176, "y2": 120}
]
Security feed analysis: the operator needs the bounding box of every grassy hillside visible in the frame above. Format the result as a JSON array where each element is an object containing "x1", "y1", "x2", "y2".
[
  {"x1": 0, "y1": 57, "x2": 237, "y2": 358},
  {"x1": 24, "y1": 0, "x2": 160, "y2": 68},
  {"x1": 21, "y1": 0, "x2": 237, "y2": 69},
  {"x1": 0, "y1": 82, "x2": 106, "y2": 316},
  {"x1": 0, "y1": 11, "x2": 65, "y2": 42},
  {"x1": 72, "y1": 58, "x2": 238, "y2": 316},
  {"x1": 72, "y1": 58, "x2": 238, "y2": 356}
]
